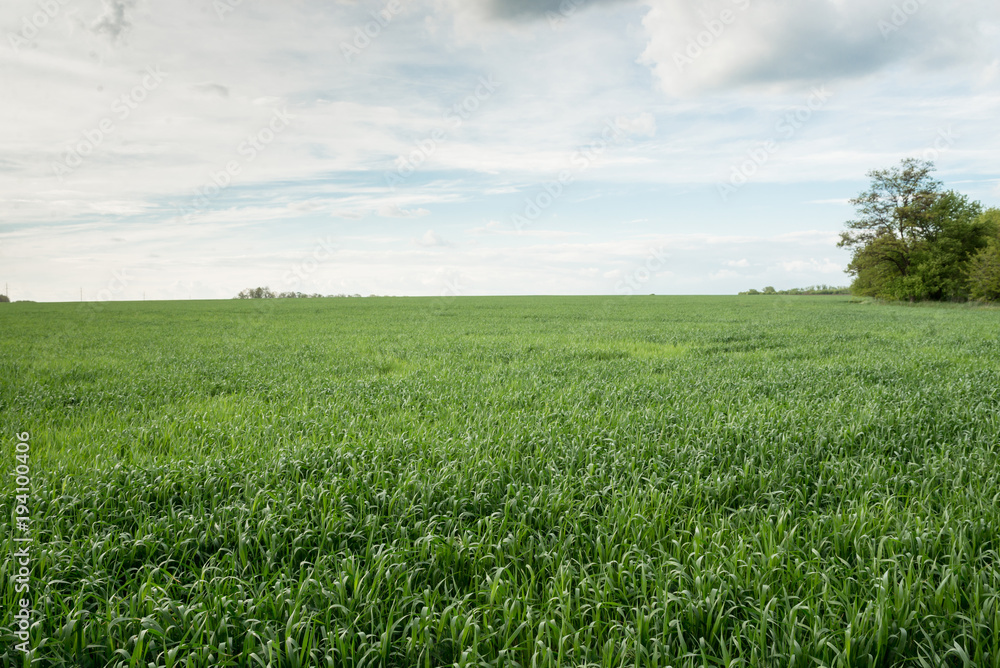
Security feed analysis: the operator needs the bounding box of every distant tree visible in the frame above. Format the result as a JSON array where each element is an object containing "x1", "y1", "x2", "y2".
[
  {"x1": 236, "y1": 287, "x2": 276, "y2": 299},
  {"x1": 0, "y1": 294, "x2": 9, "y2": 303},
  {"x1": 740, "y1": 285, "x2": 851, "y2": 296},
  {"x1": 235, "y1": 288, "x2": 336, "y2": 299}
]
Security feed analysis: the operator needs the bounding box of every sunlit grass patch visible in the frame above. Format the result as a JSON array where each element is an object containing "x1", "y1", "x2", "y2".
[{"x1": 614, "y1": 340, "x2": 687, "y2": 361}]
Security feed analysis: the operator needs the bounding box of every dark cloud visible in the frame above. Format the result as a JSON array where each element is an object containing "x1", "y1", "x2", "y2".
[
  {"x1": 738, "y1": 2, "x2": 988, "y2": 84},
  {"x1": 639, "y1": 0, "x2": 1000, "y2": 94},
  {"x1": 193, "y1": 83, "x2": 231, "y2": 97},
  {"x1": 485, "y1": 0, "x2": 632, "y2": 21},
  {"x1": 91, "y1": 0, "x2": 137, "y2": 43}
]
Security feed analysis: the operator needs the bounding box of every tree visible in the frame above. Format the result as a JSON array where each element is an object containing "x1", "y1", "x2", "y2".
[
  {"x1": 967, "y1": 209, "x2": 1000, "y2": 301},
  {"x1": 0, "y1": 294, "x2": 9, "y2": 303},
  {"x1": 839, "y1": 159, "x2": 998, "y2": 301},
  {"x1": 236, "y1": 287, "x2": 276, "y2": 299},
  {"x1": 901, "y1": 192, "x2": 986, "y2": 300},
  {"x1": 839, "y1": 158, "x2": 943, "y2": 293}
]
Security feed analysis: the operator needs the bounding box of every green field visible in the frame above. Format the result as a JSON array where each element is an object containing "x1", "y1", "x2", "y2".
[{"x1": 2, "y1": 296, "x2": 999, "y2": 667}]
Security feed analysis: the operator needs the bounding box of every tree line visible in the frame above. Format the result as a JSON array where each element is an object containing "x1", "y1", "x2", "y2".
[
  {"x1": 234, "y1": 287, "x2": 368, "y2": 299},
  {"x1": 840, "y1": 158, "x2": 1000, "y2": 302},
  {"x1": 740, "y1": 285, "x2": 851, "y2": 296}
]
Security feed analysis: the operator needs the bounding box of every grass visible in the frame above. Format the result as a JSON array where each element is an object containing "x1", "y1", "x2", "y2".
[{"x1": 1, "y1": 295, "x2": 999, "y2": 667}]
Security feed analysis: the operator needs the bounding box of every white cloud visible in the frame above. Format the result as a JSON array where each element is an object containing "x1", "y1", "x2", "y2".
[
  {"x1": 615, "y1": 112, "x2": 657, "y2": 138},
  {"x1": 469, "y1": 220, "x2": 581, "y2": 238},
  {"x1": 412, "y1": 229, "x2": 450, "y2": 247},
  {"x1": 710, "y1": 269, "x2": 740, "y2": 280},
  {"x1": 779, "y1": 258, "x2": 843, "y2": 274},
  {"x1": 470, "y1": 220, "x2": 507, "y2": 234},
  {"x1": 378, "y1": 203, "x2": 431, "y2": 218},
  {"x1": 2, "y1": 221, "x2": 852, "y2": 300}
]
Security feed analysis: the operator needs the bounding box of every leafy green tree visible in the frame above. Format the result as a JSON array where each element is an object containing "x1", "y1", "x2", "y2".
[
  {"x1": 847, "y1": 235, "x2": 912, "y2": 298},
  {"x1": 840, "y1": 160, "x2": 995, "y2": 301},
  {"x1": 901, "y1": 192, "x2": 985, "y2": 301},
  {"x1": 840, "y1": 158, "x2": 943, "y2": 296},
  {"x1": 976, "y1": 208, "x2": 1000, "y2": 241},
  {"x1": 967, "y1": 209, "x2": 1000, "y2": 301}
]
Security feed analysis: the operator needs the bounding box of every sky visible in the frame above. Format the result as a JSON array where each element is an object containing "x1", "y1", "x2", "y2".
[{"x1": 2, "y1": 0, "x2": 999, "y2": 301}]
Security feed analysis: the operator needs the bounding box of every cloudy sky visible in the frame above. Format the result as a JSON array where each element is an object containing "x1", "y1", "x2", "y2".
[{"x1": 2, "y1": 0, "x2": 999, "y2": 301}]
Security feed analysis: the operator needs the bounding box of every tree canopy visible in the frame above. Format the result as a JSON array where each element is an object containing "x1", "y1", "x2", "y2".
[{"x1": 840, "y1": 159, "x2": 1000, "y2": 302}]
